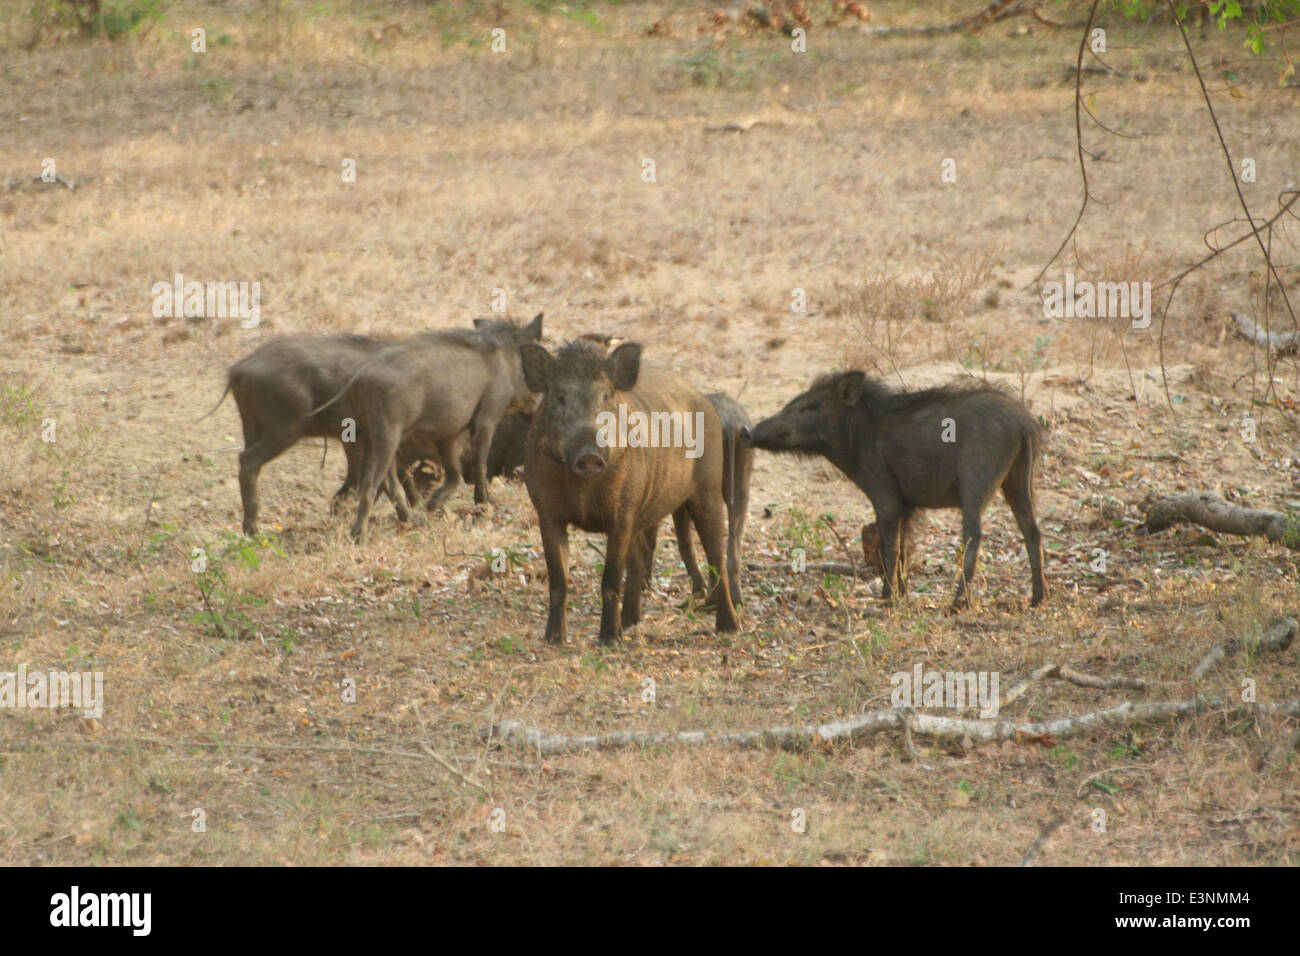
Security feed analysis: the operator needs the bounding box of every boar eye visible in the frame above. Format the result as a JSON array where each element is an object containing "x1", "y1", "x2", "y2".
[{"x1": 555, "y1": 394, "x2": 566, "y2": 407}]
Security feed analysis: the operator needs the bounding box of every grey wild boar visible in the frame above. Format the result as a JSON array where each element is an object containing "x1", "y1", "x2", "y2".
[
  {"x1": 644, "y1": 392, "x2": 752, "y2": 607},
  {"x1": 520, "y1": 339, "x2": 739, "y2": 646},
  {"x1": 396, "y1": 408, "x2": 533, "y2": 505},
  {"x1": 205, "y1": 333, "x2": 387, "y2": 535},
  {"x1": 743, "y1": 374, "x2": 1044, "y2": 609},
  {"x1": 313, "y1": 314, "x2": 543, "y2": 541}
]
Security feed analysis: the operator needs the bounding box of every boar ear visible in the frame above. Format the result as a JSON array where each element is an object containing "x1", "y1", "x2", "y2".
[
  {"x1": 609, "y1": 342, "x2": 642, "y2": 392},
  {"x1": 520, "y1": 343, "x2": 553, "y2": 393},
  {"x1": 522, "y1": 312, "x2": 543, "y2": 341},
  {"x1": 835, "y1": 371, "x2": 865, "y2": 407}
]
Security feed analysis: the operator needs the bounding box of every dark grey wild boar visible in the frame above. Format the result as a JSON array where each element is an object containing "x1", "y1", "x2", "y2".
[
  {"x1": 396, "y1": 408, "x2": 533, "y2": 505},
  {"x1": 312, "y1": 314, "x2": 543, "y2": 541},
  {"x1": 644, "y1": 392, "x2": 752, "y2": 607},
  {"x1": 743, "y1": 373, "x2": 1044, "y2": 608},
  {"x1": 204, "y1": 334, "x2": 387, "y2": 535},
  {"x1": 520, "y1": 340, "x2": 739, "y2": 646}
]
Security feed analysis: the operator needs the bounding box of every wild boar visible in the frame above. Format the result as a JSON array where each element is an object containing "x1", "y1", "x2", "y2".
[
  {"x1": 312, "y1": 314, "x2": 543, "y2": 541},
  {"x1": 396, "y1": 408, "x2": 533, "y2": 505},
  {"x1": 644, "y1": 392, "x2": 752, "y2": 607},
  {"x1": 743, "y1": 373, "x2": 1044, "y2": 608},
  {"x1": 520, "y1": 339, "x2": 739, "y2": 646},
  {"x1": 205, "y1": 334, "x2": 386, "y2": 535}
]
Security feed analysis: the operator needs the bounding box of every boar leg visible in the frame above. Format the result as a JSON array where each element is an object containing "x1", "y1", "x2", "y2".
[
  {"x1": 1002, "y1": 453, "x2": 1045, "y2": 606},
  {"x1": 238, "y1": 422, "x2": 299, "y2": 536},
  {"x1": 350, "y1": 427, "x2": 401, "y2": 542},
  {"x1": 672, "y1": 508, "x2": 707, "y2": 599},
  {"x1": 421, "y1": 436, "x2": 465, "y2": 512},
  {"x1": 397, "y1": 460, "x2": 421, "y2": 512},
  {"x1": 465, "y1": 421, "x2": 496, "y2": 505},
  {"x1": 638, "y1": 521, "x2": 661, "y2": 593},
  {"x1": 539, "y1": 518, "x2": 570, "y2": 645},
  {"x1": 622, "y1": 526, "x2": 657, "y2": 630},
  {"x1": 597, "y1": 523, "x2": 635, "y2": 646},
  {"x1": 684, "y1": 496, "x2": 739, "y2": 633},
  {"x1": 895, "y1": 510, "x2": 914, "y2": 596},
  {"x1": 726, "y1": 468, "x2": 749, "y2": 608},
  {"x1": 952, "y1": 498, "x2": 985, "y2": 610},
  {"x1": 331, "y1": 440, "x2": 363, "y2": 513},
  {"x1": 876, "y1": 511, "x2": 906, "y2": 604},
  {"x1": 383, "y1": 462, "x2": 414, "y2": 523}
]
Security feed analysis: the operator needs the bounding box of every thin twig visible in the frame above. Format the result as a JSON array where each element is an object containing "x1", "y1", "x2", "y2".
[{"x1": 1019, "y1": 811, "x2": 1067, "y2": 867}]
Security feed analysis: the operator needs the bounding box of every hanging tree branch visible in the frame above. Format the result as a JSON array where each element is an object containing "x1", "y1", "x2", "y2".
[
  {"x1": 1155, "y1": 0, "x2": 1300, "y2": 407},
  {"x1": 1031, "y1": 0, "x2": 1105, "y2": 289}
]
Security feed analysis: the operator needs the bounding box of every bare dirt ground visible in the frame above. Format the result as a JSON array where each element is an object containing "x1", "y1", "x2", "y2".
[{"x1": 1, "y1": 1, "x2": 1299, "y2": 865}]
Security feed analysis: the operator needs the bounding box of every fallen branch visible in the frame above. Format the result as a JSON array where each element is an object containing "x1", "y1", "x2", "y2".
[
  {"x1": 1191, "y1": 616, "x2": 1297, "y2": 682},
  {"x1": 744, "y1": 560, "x2": 859, "y2": 576},
  {"x1": 1230, "y1": 310, "x2": 1299, "y2": 354},
  {"x1": 1141, "y1": 492, "x2": 1300, "y2": 550},
  {"x1": 1058, "y1": 666, "x2": 1148, "y2": 692},
  {"x1": 1019, "y1": 812, "x2": 1067, "y2": 867},
  {"x1": 484, "y1": 696, "x2": 1300, "y2": 755},
  {"x1": 862, "y1": 0, "x2": 1041, "y2": 37},
  {"x1": 1001, "y1": 663, "x2": 1147, "y2": 710}
]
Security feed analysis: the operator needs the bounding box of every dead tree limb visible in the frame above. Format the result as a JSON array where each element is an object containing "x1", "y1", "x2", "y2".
[
  {"x1": 1000, "y1": 663, "x2": 1147, "y2": 711},
  {"x1": 1230, "y1": 310, "x2": 1300, "y2": 354},
  {"x1": 1141, "y1": 492, "x2": 1300, "y2": 550},
  {"x1": 1057, "y1": 666, "x2": 1148, "y2": 692},
  {"x1": 1192, "y1": 616, "x2": 1297, "y2": 682},
  {"x1": 744, "y1": 561, "x2": 858, "y2": 576},
  {"x1": 862, "y1": 0, "x2": 1046, "y2": 38},
  {"x1": 483, "y1": 696, "x2": 1300, "y2": 755}
]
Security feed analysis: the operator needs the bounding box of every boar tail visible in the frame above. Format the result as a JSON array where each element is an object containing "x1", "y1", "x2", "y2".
[
  {"x1": 305, "y1": 365, "x2": 365, "y2": 419},
  {"x1": 196, "y1": 383, "x2": 232, "y2": 422},
  {"x1": 1022, "y1": 420, "x2": 1043, "y2": 478},
  {"x1": 726, "y1": 422, "x2": 738, "y2": 543}
]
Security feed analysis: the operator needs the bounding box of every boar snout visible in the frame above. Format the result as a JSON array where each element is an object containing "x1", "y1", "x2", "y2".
[
  {"x1": 743, "y1": 418, "x2": 786, "y2": 450},
  {"x1": 572, "y1": 447, "x2": 607, "y2": 478}
]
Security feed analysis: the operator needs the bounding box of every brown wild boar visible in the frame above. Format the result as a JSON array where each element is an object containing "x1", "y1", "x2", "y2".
[
  {"x1": 743, "y1": 373, "x2": 1044, "y2": 609},
  {"x1": 644, "y1": 392, "x2": 752, "y2": 607},
  {"x1": 520, "y1": 339, "x2": 739, "y2": 646},
  {"x1": 311, "y1": 314, "x2": 543, "y2": 541}
]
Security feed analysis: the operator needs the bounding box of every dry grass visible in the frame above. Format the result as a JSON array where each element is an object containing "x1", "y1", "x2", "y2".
[{"x1": 1, "y1": 0, "x2": 1299, "y2": 865}]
